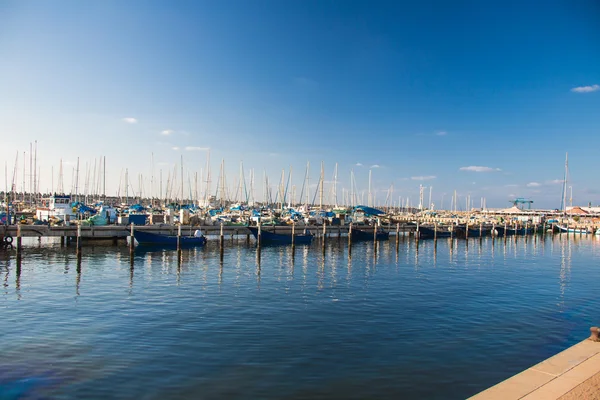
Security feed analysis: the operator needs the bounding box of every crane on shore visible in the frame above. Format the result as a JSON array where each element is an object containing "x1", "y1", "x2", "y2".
[{"x1": 510, "y1": 198, "x2": 534, "y2": 210}]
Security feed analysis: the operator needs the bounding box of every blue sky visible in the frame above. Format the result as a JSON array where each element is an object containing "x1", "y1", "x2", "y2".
[{"x1": 1, "y1": 0, "x2": 599, "y2": 208}]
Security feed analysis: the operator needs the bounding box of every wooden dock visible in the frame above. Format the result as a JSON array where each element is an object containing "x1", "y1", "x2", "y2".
[{"x1": 0, "y1": 223, "x2": 415, "y2": 240}]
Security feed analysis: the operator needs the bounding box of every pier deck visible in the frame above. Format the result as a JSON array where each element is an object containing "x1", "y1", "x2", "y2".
[
  {"x1": 0, "y1": 224, "x2": 415, "y2": 239},
  {"x1": 470, "y1": 338, "x2": 600, "y2": 399}
]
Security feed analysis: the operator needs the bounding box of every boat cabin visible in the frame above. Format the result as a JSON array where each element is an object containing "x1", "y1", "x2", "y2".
[{"x1": 36, "y1": 195, "x2": 76, "y2": 222}]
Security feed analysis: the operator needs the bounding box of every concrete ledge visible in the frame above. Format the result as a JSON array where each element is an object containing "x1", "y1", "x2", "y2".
[{"x1": 470, "y1": 339, "x2": 600, "y2": 400}]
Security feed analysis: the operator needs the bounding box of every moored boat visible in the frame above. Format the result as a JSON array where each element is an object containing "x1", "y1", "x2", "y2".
[
  {"x1": 556, "y1": 225, "x2": 591, "y2": 234},
  {"x1": 133, "y1": 230, "x2": 207, "y2": 246},
  {"x1": 351, "y1": 228, "x2": 389, "y2": 241},
  {"x1": 492, "y1": 226, "x2": 533, "y2": 236},
  {"x1": 247, "y1": 226, "x2": 313, "y2": 245},
  {"x1": 416, "y1": 225, "x2": 452, "y2": 239},
  {"x1": 454, "y1": 225, "x2": 493, "y2": 238}
]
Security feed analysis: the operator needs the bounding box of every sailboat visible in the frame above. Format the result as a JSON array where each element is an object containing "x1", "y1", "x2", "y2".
[{"x1": 556, "y1": 152, "x2": 590, "y2": 234}]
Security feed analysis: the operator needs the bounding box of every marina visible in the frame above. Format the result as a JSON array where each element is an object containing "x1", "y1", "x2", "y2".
[{"x1": 2, "y1": 1, "x2": 599, "y2": 397}]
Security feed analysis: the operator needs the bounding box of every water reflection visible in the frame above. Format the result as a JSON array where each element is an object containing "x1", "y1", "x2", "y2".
[{"x1": 2, "y1": 234, "x2": 600, "y2": 399}]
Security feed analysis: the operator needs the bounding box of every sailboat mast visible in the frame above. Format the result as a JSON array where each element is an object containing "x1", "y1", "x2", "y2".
[
  {"x1": 333, "y1": 163, "x2": 338, "y2": 208},
  {"x1": 181, "y1": 155, "x2": 184, "y2": 205},
  {"x1": 75, "y1": 157, "x2": 80, "y2": 203},
  {"x1": 319, "y1": 161, "x2": 324, "y2": 209},
  {"x1": 160, "y1": 169, "x2": 163, "y2": 206},
  {"x1": 33, "y1": 140, "x2": 37, "y2": 205},
  {"x1": 562, "y1": 152, "x2": 569, "y2": 214},
  {"x1": 103, "y1": 156, "x2": 106, "y2": 203}
]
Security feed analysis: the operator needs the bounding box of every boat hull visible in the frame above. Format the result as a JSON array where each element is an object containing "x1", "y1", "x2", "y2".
[
  {"x1": 492, "y1": 227, "x2": 533, "y2": 236},
  {"x1": 416, "y1": 226, "x2": 452, "y2": 239},
  {"x1": 454, "y1": 226, "x2": 493, "y2": 239},
  {"x1": 556, "y1": 225, "x2": 590, "y2": 234},
  {"x1": 351, "y1": 229, "x2": 389, "y2": 241},
  {"x1": 133, "y1": 231, "x2": 207, "y2": 246},
  {"x1": 247, "y1": 226, "x2": 313, "y2": 245}
]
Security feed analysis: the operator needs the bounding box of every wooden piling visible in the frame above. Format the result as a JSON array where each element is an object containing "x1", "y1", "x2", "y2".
[
  {"x1": 416, "y1": 221, "x2": 420, "y2": 242},
  {"x1": 434, "y1": 222, "x2": 438, "y2": 241},
  {"x1": 177, "y1": 224, "x2": 182, "y2": 250},
  {"x1": 479, "y1": 222, "x2": 483, "y2": 238},
  {"x1": 257, "y1": 222, "x2": 262, "y2": 247},
  {"x1": 76, "y1": 224, "x2": 82, "y2": 248},
  {"x1": 16, "y1": 224, "x2": 21, "y2": 253},
  {"x1": 76, "y1": 224, "x2": 82, "y2": 257},
  {"x1": 291, "y1": 222, "x2": 296, "y2": 253},
  {"x1": 348, "y1": 223, "x2": 353, "y2": 253},
  {"x1": 465, "y1": 221, "x2": 469, "y2": 239},
  {"x1": 60, "y1": 236, "x2": 65, "y2": 247},
  {"x1": 291, "y1": 222, "x2": 296, "y2": 246},
  {"x1": 130, "y1": 224, "x2": 135, "y2": 253},
  {"x1": 542, "y1": 221, "x2": 546, "y2": 236}
]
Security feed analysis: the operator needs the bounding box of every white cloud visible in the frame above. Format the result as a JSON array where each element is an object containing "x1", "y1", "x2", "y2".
[
  {"x1": 171, "y1": 146, "x2": 179, "y2": 151},
  {"x1": 411, "y1": 175, "x2": 436, "y2": 181},
  {"x1": 571, "y1": 84, "x2": 599, "y2": 93},
  {"x1": 185, "y1": 146, "x2": 209, "y2": 151},
  {"x1": 436, "y1": 131, "x2": 447, "y2": 136},
  {"x1": 161, "y1": 129, "x2": 174, "y2": 136},
  {"x1": 547, "y1": 179, "x2": 564, "y2": 185},
  {"x1": 122, "y1": 117, "x2": 138, "y2": 124},
  {"x1": 370, "y1": 164, "x2": 380, "y2": 168},
  {"x1": 459, "y1": 166, "x2": 501, "y2": 172},
  {"x1": 355, "y1": 163, "x2": 363, "y2": 167},
  {"x1": 526, "y1": 182, "x2": 541, "y2": 187}
]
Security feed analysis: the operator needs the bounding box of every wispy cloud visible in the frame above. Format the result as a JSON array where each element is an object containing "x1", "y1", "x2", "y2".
[
  {"x1": 547, "y1": 179, "x2": 564, "y2": 185},
  {"x1": 436, "y1": 131, "x2": 447, "y2": 136},
  {"x1": 171, "y1": 146, "x2": 179, "y2": 151},
  {"x1": 370, "y1": 164, "x2": 380, "y2": 168},
  {"x1": 411, "y1": 175, "x2": 436, "y2": 181},
  {"x1": 161, "y1": 129, "x2": 174, "y2": 136},
  {"x1": 505, "y1": 184, "x2": 519, "y2": 188},
  {"x1": 526, "y1": 182, "x2": 541, "y2": 187},
  {"x1": 571, "y1": 84, "x2": 599, "y2": 93},
  {"x1": 355, "y1": 163, "x2": 363, "y2": 167},
  {"x1": 185, "y1": 146, "x2": 209, "y2": 151},
  {"x1": 122, "y1": 117, "x2": 138, "y2": 124},
  {"x1": 459, "y1": 166, "x2": 501, "y2": 172}
]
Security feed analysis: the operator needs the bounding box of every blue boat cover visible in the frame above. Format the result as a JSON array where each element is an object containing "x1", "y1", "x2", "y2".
[{"x1": 353, "y1": 205, "x2": 385, "y2": 216}]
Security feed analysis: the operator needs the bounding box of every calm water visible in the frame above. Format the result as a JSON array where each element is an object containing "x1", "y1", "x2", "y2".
[{"x1": 1, "y1": 234, "x2": 599, "y2": 399}]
